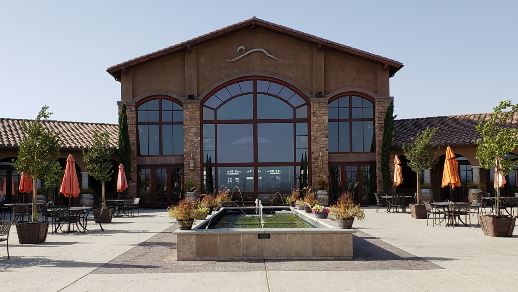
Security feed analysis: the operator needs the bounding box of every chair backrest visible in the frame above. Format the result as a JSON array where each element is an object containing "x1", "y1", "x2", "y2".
[
  {"x1": 374, "y1": 193, "x2": 381, "y2": 203},
  {"x1": 133, "y1": 197, "x2": 140, "y2": 205},
  {"x1": 13, "y1": 204, "x2": 29, "y2": 214},
  {"x1": 0, "y1": 221, "x2": 12, "y2": 237}
]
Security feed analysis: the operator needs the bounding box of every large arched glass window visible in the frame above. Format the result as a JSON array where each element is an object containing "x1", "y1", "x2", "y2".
[
  {"x1": 202, "y1": 78, "x2": 309, "y2": 194},
  {"x1": 328, "y1": 95, "x2": 374, "y2": 153},
  {"x1": 137, "y1": 97, "x2": 183, "y2": 156}
]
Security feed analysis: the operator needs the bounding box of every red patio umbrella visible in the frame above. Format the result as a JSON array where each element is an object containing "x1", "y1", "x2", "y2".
[
  {"x1": 393, "y1": 155, "x2": 404, "y2": 189},
  {"x1": 116, "y1": 164, "x2": 128, "y2": 199},
  {"x1": 19, "y1": 172, "x2": 33, "y2": 203},
  {"x1": 59, "y1": 154, "x2": 80, "y2": 206}
]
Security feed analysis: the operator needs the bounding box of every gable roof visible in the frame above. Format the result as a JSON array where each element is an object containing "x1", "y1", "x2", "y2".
[
  {"x1": 107, "y1": 17, "x2": 403, "y2": 81},
  {"x1": 393, "y1": 113, "x2": 518, "y2": 148},
  {"x1": 0, "y1": 118, "x2": 118, "y2": 150}
]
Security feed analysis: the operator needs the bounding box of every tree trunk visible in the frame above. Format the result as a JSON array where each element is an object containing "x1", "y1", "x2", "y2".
[
  {"x1": 102, "y1": 182, "x2": 106, "y2": 209},
  {"x1": 416, "y1": 173, "x2": 421, "y2": 204},
  {"x1": 32, "y1": 178, "x2": 37, "y2": 222}
]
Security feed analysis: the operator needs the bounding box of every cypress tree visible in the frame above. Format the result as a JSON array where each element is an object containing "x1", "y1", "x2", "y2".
[
  {"x1": 381, "y1": 101, "x2": 395, "y2": 194},
  {"x1": 205, "y1": 155, "x2": 214, "y2": 194},
  {"x1": 118, "y1": 104, "x2": 131, "y2": 178}
]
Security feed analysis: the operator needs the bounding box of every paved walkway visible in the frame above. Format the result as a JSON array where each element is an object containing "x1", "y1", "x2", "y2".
[{"x1": 0, "y1": 208, "x2": 517, "y2": 291}]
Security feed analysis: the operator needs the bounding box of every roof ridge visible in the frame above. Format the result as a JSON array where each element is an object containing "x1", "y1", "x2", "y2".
[{"x1": 0, "y1": 117, "x2": 117, "y2": 126}]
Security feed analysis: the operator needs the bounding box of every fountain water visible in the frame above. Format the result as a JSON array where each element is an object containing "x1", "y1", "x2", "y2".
[{"x1": 255, "y1": 199, "x2": 264, "y2": 228}]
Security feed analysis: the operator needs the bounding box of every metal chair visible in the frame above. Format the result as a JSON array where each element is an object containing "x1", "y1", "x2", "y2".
[
  {"x1": 12, "y1": 204, "x2": 30, "y2": 222},
  {"x1": 391, "y1": 194, "x2": 407, "y2": 213},
  {"x1": 374, "y1": 193, "x2": 388, "y2": 213},
  {"x1": 0, "y1": 221, "x2": 12, "y2": 258},
  {"x1": 131, "y1": 198, "x2": 140, "y2": 215},
  {"x1": 425, "y1": 201, "x2": 443, "y2": 227}
]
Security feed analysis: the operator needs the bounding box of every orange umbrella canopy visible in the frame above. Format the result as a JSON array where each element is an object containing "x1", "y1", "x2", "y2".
[
  {"x1": 441, "y1": 146, "x2": 461, "y2": 189},
  {"x1": 494, "y1": 166, "x2": 507, "y2": 189},
  {"x1": 60, "y1": 154, "x2": 80, "y2": 198},
  {"x1": 393, "y1": 155, "x2": 403, "y2": 187},
  {"x1": 117, "y1": 164, "x2": 128, "y2": 193},
  {"x1": 19, "y1": 172, "x2": 33, "y2": 193}
]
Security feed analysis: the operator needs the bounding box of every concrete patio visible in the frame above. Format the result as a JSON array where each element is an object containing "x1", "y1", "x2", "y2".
[{"x1": 0, "y1": 208, "x2": 516, "y2": 292}]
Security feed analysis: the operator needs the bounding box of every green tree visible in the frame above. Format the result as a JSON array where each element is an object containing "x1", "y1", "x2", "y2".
[
  {"x1": 42, "y1": 161, "x2": 63, "y2": 203},
  {"x1": 84, "y1": 131, "x2": 113, "y2": 208},
  {"x1": 118, "y1": 104, "x2": 131, "y2": 177},
  {"x1": 476, "y1": 100, "x2": 518, "y2": 215},
  {"x1": 403, "y1": 127, "x2": 437, "y2": 204},
  {"x1": 205, "y1": 155, "x2": 214, "y2": 194},
  {"x1": 14, "y1": 106, "x2": 60, "y2": 221},
  {"x1": 381, "y1": 101, "x2": 395, "y2": 193}
]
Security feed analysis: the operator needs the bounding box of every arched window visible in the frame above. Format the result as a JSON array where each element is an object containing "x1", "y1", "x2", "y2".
[
  {"x1": 137, "y1": 97, "x2": 183, "y2": 156},
  {"x1": 202, "y1": 77, "x2": 309, "y2": 194},
  {"x1": 328, "y1": 95, "x2": 374, "y2": 153}
]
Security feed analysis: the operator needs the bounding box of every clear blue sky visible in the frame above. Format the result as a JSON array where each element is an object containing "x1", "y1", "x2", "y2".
[{"x1": 1, "y1": 1, "x2": 517, "y2": 123}]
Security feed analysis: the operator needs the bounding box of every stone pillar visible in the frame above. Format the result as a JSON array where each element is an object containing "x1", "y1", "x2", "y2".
[
  {"x1": 472, "y1": 166, "x2": 480, "y2": 183},
  {"x1": 310, "y1": 98, "x2": 329, "y2": 186},
  {"x1": 375, "y1": 97, "x2": 394, "y2": 193},
  {"x1": 81, "y1": 172, "x2": 89, "y2": 189},
  {"x1": 183, "y1": 100, "x2": 202, "y2": 190},
  {"x1": 423, "y1": 169, "x2": 431, "y2": 184},
  {"x1": 126, "y1": 103, "x2": 139, "y2": 198}
]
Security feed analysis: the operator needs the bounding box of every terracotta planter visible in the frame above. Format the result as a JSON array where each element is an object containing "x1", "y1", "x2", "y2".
[
  {"x1": 481, "y1": 215, "x2": 516, "y2": 237},
  {"x1": 178, "y1": 219, "x2": 194, "y2": 230},
  {"x1": 16, "y1": 222, "x2": 49, "y2": 244},
  {"x1": 290, "y1": 202, "x2": 296, "y2": 207},
  {"x1": 315, "y1": 212, "x2": 328, "y2": 219},
  {"x1": 410, "y1": 204, "x2": 427, "y2": 219},
  {"x1": 94, "y1": 208, "x2": 113, "y2": 223},
  {"x1": 304, "y1": 205, "x2": 312, "y2": 213},
  {"x1": 337, "y1": 218, "x2": 354, "y2": 229}
]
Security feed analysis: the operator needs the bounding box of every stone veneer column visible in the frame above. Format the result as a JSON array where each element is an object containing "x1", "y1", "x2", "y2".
[
  {"x1": 183, "y1": 100, "x2": 202, "y2": 190},
  {"x1": 310, "y1": 98, "x2": 329, "y2": 186},
  {"x1": 126, "y1": 103, "x2": 138, "y2": 198},
  {"x1": 375, "y1": 97, "x2": 394, "y2": 193}
]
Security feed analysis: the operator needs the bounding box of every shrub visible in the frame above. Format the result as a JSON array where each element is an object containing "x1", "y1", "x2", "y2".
[
  {"x1": 330, "y1": 194, "x2": 365, "y2": 220},
  {"x1": 168, "y1": 198, "x2": 196, "y2": 221}
]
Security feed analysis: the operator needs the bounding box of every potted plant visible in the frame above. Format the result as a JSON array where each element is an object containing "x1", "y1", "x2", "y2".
[
  {"x1": 476, "y1": 100, "x2": 518, "y2": 237},
  {"x1": 168, "y1": 198, "x2": 196, "y2": 230},
  {"x1": 84, "y1": 131, "x2": 114, "y2": 223},
  {"x1": 199, "y1": 194, "x2": 217, "y2": 214},
  {"x1": 214, "y1": 188, "x2": 231, "y2": 208},
  {"x1": 420, "y1": 182, "x2": 433, "y2": 203},
  {"x1": 312, "y1": 204, "x2": 329, "y2": 219},
  {"x1": 403, "y1": 127, "x2": 437, "y2": 219},
  {"x1": 14, "y1": 106, "x2": 59, "y2": 244},
  {"x1": 295, "y1": 199, "x2": 305, "y2": 210},
  {"x1": 467, "y1": 181, "x2": 484, "y2": 203},
  {"x1": 184, "y1": 180, "x2": 198, "y2": 199},
  {"x1": 286, "y1": 188, "x2": 300, "y2": 207},
  {"x1": 193, "y1": 206, "x2": 209, "y2": 220},
  {"x1": 303, "y1": 188, "x2": 317, "y2": 213},
  {"x1": 315, "y1": 179, "x2": 329, "y2": 206},
  {"x1": 330, "y1": 194, "x2": 365, "y2": 229}
]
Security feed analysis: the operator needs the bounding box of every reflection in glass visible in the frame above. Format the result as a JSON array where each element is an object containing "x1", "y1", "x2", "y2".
[
  {"x1": 217, "y1": 167, "x2": 254, "y2": 193},
  {"x1": 217, "y1": 94, "x2": 253, "y2": 120},
  {"x1": 258, "y1": 124, "x2": 294, "y2": 162},
  {"x1": 217, "y1": 124, "x2": 253, "y2": 163},
  {"x1": 257, "y1": 94, "x2": 292, "y2": 119},
  {"x1": 258, "y1": 166, "x2": 294, "y2": 193}
]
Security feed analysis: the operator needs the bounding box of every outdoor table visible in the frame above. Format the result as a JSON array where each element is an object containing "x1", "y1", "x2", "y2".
[
  {"x1": 48, "y1": 206, "x2": 92, "y2": 233},
  {"x1": 483, "y1": 197, "x2": 518, "y2": 216},
  {"x1": 106, "y1": 199, "x2": 130, "y2": 217},
  {"x1": 431, "y1": 202, "x2": 470, "y2": 227},
  {"x1": 380, "y1": 195, "x2": 414, "y2": 213},
  {"x1": 4, "y1": 203, "x2": 44, "y2": 221}
]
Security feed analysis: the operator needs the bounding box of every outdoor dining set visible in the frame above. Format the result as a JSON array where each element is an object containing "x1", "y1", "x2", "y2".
[{"x1": 375, "y1": 192, "x2": 518, "y2": 228}]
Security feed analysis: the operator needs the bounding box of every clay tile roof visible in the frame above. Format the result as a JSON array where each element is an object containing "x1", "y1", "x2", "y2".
[
  {"x1": 393, "y1": 112, "x2": 518, "y2": 148},
  {"x1": 107, "y1": 17, "x2": 403, "y2": 81},
  {"x1": 0, "y1": 118, "x2": 118, "y2": 150}
]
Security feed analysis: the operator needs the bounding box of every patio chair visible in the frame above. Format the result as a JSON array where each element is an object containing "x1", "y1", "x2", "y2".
[
  {"x1": 470, "y1": 192, "x2": 483, "y2": 225},
  {"x1": 391, "y1": 194, "x2": 407, "y2": 213},
  {"x1": 0, "y1": 221, "x2": 13, "y2": 259},
  {"x1": 131, "y1": 198, "x2": 140, "y2": 215},
  {"x1": 123, "y1": 200, "x2": 133, "y2": 216},
  {"x1": 450, "y1": 202, "x2": 471, "y2": 227},
  {"x1": 374, "y1": 193, "x2": 388, "y2": 213},
  {"x1": 12, "y1": 204, "x2": 30, "y2": 222},
  {"x1": 424, "y1": 201, "x2": 443, "y2": 227}
]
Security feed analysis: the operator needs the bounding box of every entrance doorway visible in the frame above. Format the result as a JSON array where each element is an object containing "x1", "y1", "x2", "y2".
[{"x1": 138, "y1": 166, "x2": 183, "y2": 208}]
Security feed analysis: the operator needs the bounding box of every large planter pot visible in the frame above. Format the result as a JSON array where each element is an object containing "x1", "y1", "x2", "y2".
[
  {"x1": 410, "y1": 204, "x2": 427, "y2": 219},
  {"x1": 468, "y1": 189, "x2": 482, "y2": 203},
  {"x1": 177, "y1": 219, "x2": 194, "y2": 230},
  {"x1": 316, "y1": 190, "x2": 329, "y2": 206},
  {"x1": 94, "y1": 208, "x2": 113, "y2": 223},
  {"x1": 337, "y1": 218, "x2": 354, "y2": 229},
  {"x1": 481, "y1": 215, "x2": 516, "y2": 237},
  {"x1": 304, "y1": 205, "x2": 312, "y2": 213},
  {"x1": 315, "y1": 212, "x2": 328, "y2": 219},
  {"x1": 420, "y1": 189, "x2": 433, "y2": 203},
  {"x1": 16, "y1": 221, "x2": 49, "y2": 244}
]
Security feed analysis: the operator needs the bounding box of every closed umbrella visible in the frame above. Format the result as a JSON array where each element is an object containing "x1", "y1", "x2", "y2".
[
  {"x1": 19, "y1": 172, "x2": 33, "y2": 203},
  {"x1": 393, "y1": 155, "x2": 403, "y2": 189},
  {"x1": 59, "y1": 154, "x2": 80, "y2": 206},
  {"x1": 441, "y1": 146, "x2": 461, "y2": 201},
  {"x1": 494, "y1": 167, "x2": 506, "y2": 189},
  {"x1": 116, "y1": 164, "x2": 128, "y2": 199}
]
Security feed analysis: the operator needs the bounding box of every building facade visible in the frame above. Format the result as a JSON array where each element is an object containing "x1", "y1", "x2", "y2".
[{"x1": 107, "y1": 18, "x2": 403, "y2": 206}]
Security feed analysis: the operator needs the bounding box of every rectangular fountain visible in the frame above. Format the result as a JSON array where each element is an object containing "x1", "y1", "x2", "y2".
[{"x1": 175, "y1": 205, "x2": 355, "y2": 261}]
